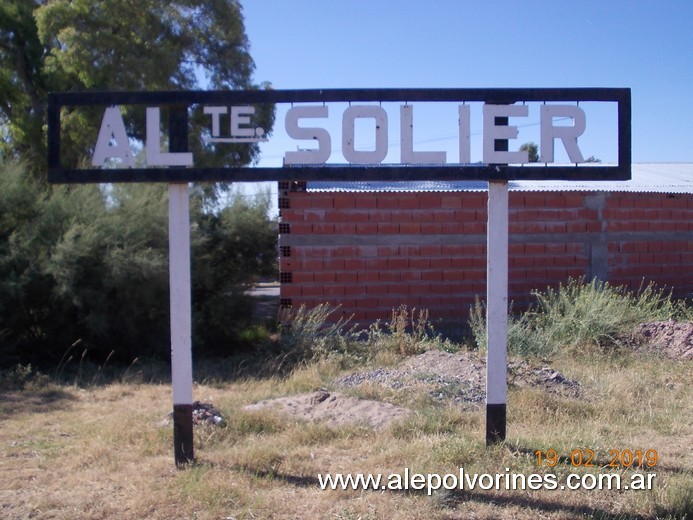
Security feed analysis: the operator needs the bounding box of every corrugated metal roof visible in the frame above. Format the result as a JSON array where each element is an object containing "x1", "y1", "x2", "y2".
[{"x1": 307, "y1": 163, "x2": 693, "y2": 194}]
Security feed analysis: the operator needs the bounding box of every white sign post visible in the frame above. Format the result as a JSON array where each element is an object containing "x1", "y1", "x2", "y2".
[
  {"x1": 484, "y1": 107, "x2": 512, "y2": 445},
  {"x1": 486, "y1": 180, "x2": 509, "y2": 444},
  {"x1": 166, "y1": 105, "x2": 195, "y2": 466},
  {"x1": 169, "y1": 182, "x2": 194, "y2": 466}
]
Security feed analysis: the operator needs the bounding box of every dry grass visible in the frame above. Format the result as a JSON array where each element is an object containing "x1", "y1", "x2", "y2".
[{"x1": 1, "y1": 344, "x2": 691, "y2": 520}]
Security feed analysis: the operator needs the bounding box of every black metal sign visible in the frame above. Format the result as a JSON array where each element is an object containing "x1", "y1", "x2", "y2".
[{"x1": 47, "y1": 88, "x2": 630, "y2": 183}]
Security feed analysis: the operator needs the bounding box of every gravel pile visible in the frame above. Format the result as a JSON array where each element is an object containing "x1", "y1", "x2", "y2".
[
  {"x1": 336, "y1": 368, "x2": 412, "y2": 390},
  {"x1": 334, "y1": 349, "x2": 582, "y2": 404},
  {"x1": 508, "y1": 361, "x2": 582, "y2": 397},
  {"x1": 636, "y1": 320, "x2": 693, "y2": 360},
  {"x1": 336, "y1": 367, "x2": 486, "y2": 404}
]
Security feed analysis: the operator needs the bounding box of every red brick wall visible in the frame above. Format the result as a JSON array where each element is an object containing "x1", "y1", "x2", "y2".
[
  {"x1": 279, "y1": 185, "x2": 692, "y2": 325},
  {"x1": 605, "y1": 193, "x2": 692, "y2": 291}
]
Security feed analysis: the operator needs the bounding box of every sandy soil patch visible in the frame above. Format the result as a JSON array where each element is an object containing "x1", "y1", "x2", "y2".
[{"x1": 243, "y1": 389, "x2": 410, "y2": 428}]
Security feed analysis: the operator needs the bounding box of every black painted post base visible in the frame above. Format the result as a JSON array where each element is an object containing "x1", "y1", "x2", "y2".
[
  {"x1": 486, "y1": 403, "x2": 507, "y2": 446},
  {"x1": 173, "y1": 404, "x2": 194, "y2": 467}
]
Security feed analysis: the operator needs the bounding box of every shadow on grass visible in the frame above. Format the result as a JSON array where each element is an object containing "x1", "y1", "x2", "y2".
[
  {"x1": 42, "y1": 351, "x2": 280, "y2": 388},
  {"x1": 444, "y1": 489, "x2": 655, "y2": 520},
  {"x1": 218, "y1": 463, "x2": 675, "y2": 520},
  {"x1": 0, "y1": 387, "x2": 77, "y2": 421},
  {"x1": 193, "y1": 460, "x2": 323, "y2": 488},
  {"x1": 1, "y1": 346, "x2": 289, "y2": 400}
]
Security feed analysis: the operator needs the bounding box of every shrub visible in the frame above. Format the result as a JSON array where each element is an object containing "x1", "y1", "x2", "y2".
[
  {"x1": 276, "y1": 303, "x2": 454, "y2": 371},
  {"x1": 367, "y1": 305, "x2": 451, "y2": 356},
  {"x1": 0, "y1": 160, "x2": 277, "y2": 366},
  {"x1": 531, "y1": 278, "x2": 680, "y2": 352},
  {"x1": 469, "y1": 278, "x2": 688, "y2": 359},
  {"x1": 469, "y1": 299, "x2": 546, "y2": 358},
  {"x1": 278, "y1": 304, "x2": 359, "y2": 366}
]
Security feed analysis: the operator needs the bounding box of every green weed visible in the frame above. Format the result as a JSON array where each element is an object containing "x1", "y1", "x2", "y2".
[{"x1": 470, "y1": 278, "x2": 690, "y2": 359}]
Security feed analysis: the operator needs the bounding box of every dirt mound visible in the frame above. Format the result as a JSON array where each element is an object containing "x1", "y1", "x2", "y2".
[
  {"x1": 243, "y1": 350, "x2": 582, "y2": 429},
  {"x1": 336, "y1": 349, "x2": 581, "y2": 404},
  {"x1": 243, "y1": 390, "x2": 410, "y2": 429},
  {"x1": 632, "y1": 320, "x2": 693, "y2": 360}
]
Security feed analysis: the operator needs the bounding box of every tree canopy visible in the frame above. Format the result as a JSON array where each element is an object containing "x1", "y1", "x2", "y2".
[
  {"x1": 0, "y1": 160, "x2": 278, "y2": 366},
  {"x1": 0, "y1": 2, "x2": 279, "y2": 366},
  {"x1": 0, "y1": 0, "x2": 272, "y2": 176}
]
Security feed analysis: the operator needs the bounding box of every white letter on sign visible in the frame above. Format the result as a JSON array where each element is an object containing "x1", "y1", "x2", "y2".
[
  {"x1": 540, "y1": 105, "x2": 586, "y2": 163},
  {"x1": 92, "y1": 107, "x2": 134, "y2": 167},
  {"x1": 483, "y1": 104, "x2": 528, "y2": 164},
  {"x1": 284, "y1": 106, "x2": 331, "y2": 164},
  {"x1": 342, "y1": 105, "x2": 388, "y2": 164},
  {"x1": 203, "y1": 106, "x2": 227, "y2": 136},
  {"x1": 400, "y1": 105, "x2": 446, "y2": 164},
  {"x1": 230, "y1": 106, "x2": 255, "y2": 137},
  {"x1": 145, "y1": 107, "x2": 193, "y2": 166}
]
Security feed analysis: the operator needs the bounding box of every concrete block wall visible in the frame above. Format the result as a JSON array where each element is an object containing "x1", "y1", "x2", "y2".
[{"x1": 278, "y1": 182, "x2": 692, "y2": 324}]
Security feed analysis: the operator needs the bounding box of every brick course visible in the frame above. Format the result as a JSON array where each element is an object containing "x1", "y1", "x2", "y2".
[{"x1": 279, "y1": 188, "x2": 692, "y2": 324}]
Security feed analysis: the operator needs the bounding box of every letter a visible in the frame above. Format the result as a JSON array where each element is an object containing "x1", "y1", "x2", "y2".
[
  {"x1": 92, "y1": 107, "x2": 134, "y2": 167},
  {"x1": 630, "y1": 473, "x2": 646, "y2": 490}
]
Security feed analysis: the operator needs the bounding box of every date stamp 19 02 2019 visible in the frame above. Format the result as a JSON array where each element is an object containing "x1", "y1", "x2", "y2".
[{"x1": 535, "y1": 449, "x2": 658, "y2": 468}]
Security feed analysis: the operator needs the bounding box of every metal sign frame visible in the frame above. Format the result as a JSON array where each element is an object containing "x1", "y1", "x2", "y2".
[
  {"x1": 45, "y1": 86, "x2": 632, "y2": 463},
  {"x1": 47, "y1": 87, "x2": 631, "y2": 184}
]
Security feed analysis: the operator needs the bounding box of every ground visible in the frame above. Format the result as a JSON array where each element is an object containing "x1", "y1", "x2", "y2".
[
  {"x1": 0, "y1": 320, "x2": 690, "y2": 519},
  {"x1": 244, "y1": 349, "x2": 582, "y2": 429},
  {"x1": 241, "y1": 320, "x2": 690, "y2": 430}
]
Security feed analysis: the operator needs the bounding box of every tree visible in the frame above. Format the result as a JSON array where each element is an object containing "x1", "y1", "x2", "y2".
[
  {"x1": 519, "y1": 142, "x2": 539, "y2": 163},
  {"x1": 1, "y1": 0, "x2": 273, "y2": 177},
  {"x1": 0, "y1": 3, "x2": 279, "y2": 365},
  {"x1": 0, "y1": 1, "x2": 48, "y2": 169},
  {"x1": 0, "y1": 159, "x2": 278, "y2": 365},
  {"x1": 192, "y1": 188, "x2": 278, "y2": 355}
]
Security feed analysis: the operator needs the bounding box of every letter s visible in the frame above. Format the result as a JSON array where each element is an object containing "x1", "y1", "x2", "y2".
[{"x1": 284, "y1": 106, "x2": 331, "y2": 165}]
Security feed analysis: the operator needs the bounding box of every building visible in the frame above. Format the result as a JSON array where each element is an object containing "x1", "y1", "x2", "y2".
[{"x1": 278, "y1": 164, "x2": 693, "y2": 325}]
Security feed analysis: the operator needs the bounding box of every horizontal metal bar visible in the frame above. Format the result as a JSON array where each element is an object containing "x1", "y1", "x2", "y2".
[
  {"x1": 49, "y1": 87, "x2": 630, "y2": 106},
  {"x1": 48, "y1": 165, "x2": 630, "y2": 184}
]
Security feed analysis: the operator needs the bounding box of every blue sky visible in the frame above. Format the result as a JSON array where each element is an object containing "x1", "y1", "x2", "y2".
[
  {"x1": 242, "y1": 1, "x2": 691, "y2": 159},
  {"x1": 235, "y1": 0, "x2": 692, "y2": 205}
]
